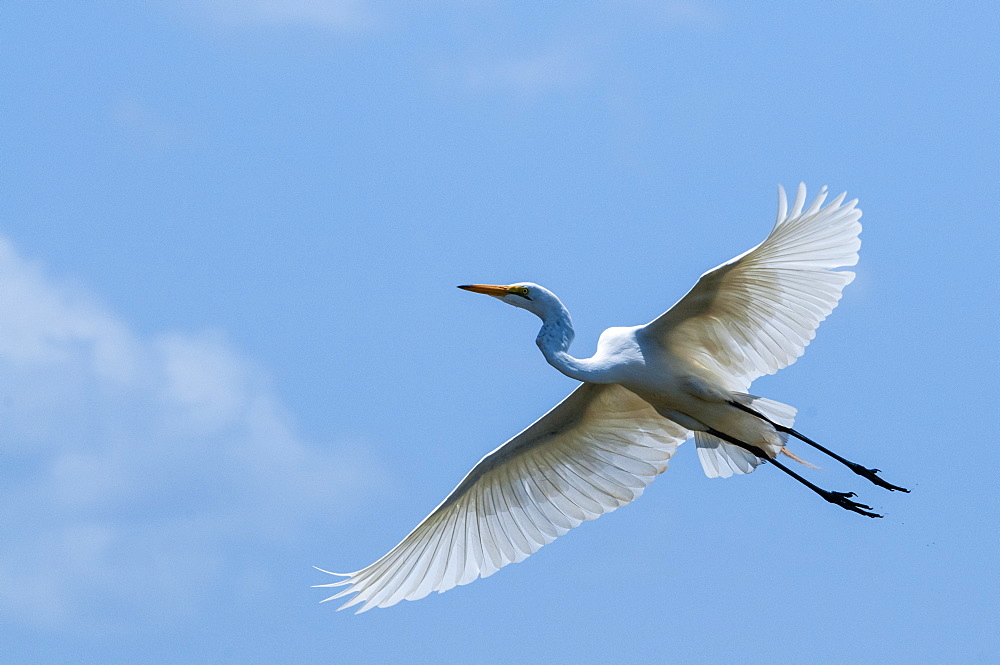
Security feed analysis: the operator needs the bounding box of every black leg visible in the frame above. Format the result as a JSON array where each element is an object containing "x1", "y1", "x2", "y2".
[
  {"x1": 728, "y1": 400, "x2": 910, "y2": 493},
  {"x1": 706, "y1": 427, "x2": 883, "y2": 518}
]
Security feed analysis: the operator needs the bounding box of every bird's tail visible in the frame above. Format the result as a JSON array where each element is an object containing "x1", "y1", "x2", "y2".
[
  {"x1": 695, "y1": 394, "x2": 813, "y2": 478},
  {"x1": 731, "y1": 393, "x2": 797, "y2": 428}
]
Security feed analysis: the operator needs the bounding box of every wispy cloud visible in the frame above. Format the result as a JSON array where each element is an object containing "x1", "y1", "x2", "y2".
[
  {"x1": 0, "y1": 234, "x2": 381, "y2": 628},
  {"x1": 112, "y1": 97, "x2": 187, "y2": 153},
  {"x1": 166, "y1": 0, "x2": 724, "y2": 104},
  {"x1": 175, "y1": 0, "x2": 376, "y2": 32},
  {"x1": 173, "y1": 0, "x2": 722, "y2": 33},
  {"x1": 462, "y1": 45, "x2": 592, "y2": 96},
  {"x1": 444, "y1": 2, "x2": 724, "y2": 97},
  {"x1": 627, "y1": 0, "x2": 724, "y2": 27}
]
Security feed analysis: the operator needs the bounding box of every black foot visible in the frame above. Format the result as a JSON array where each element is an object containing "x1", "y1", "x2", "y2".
[
  {"x1": 823, "y1": 490, "x2": 882, "y2": 518},
  {"x1": 848, "y1": 464, "x2": 910, "y2": 493}
]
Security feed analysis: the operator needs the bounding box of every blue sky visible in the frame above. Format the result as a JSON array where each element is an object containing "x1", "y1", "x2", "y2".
[{"x1": 3, "y1": 1, "x2": 997, "y2": 663}]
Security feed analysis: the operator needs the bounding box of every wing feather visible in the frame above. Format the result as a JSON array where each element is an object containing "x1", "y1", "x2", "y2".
[
  {"x1": 317, "y1": 383, "x2": 689, "y2": 612},
  {"x1": 642, "y1": 183, "x2": 861, "y2": 391}
]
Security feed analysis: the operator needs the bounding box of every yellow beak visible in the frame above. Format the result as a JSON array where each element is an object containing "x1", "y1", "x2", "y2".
[{"x1": 457, "y1": 284, "x2": 512, "y2": 297}]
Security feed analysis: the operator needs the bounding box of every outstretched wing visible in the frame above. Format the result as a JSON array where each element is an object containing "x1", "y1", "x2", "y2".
[
  {"x1": 316, "y1": 383, "x2": 689, "y2": 613},
  {"x1": 642, "y1": 183, "x2": 862, "y2": 392}
]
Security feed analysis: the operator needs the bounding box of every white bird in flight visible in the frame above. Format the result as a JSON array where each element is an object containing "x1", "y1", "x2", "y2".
[{"x1": 317, "y1": 184, "x2": 907, "y2": 613}]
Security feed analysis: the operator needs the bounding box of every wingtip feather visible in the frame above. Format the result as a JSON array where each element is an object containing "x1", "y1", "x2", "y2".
[
  {"x1": 776, "y1": 184, "x2": 788, "y2": 224},
  {"x1": 313, "y1": 566, "x2": 352, "y2": 577},
  {"x1": 790, "y1": 182, "x2": 808, "y2": 218}
]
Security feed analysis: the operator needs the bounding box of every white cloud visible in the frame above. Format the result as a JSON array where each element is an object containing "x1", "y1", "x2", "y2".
[{"x1": 0, "y1": 234, "x2": 382, "y2": 628}]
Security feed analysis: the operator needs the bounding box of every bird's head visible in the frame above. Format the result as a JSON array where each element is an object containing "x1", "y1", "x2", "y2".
[
  {"x1": 457, "y1": 282, "x2": 557, "y2": 317},
  {"x1": 458, "y1": 282, "x2": 575, "y2": 357}
]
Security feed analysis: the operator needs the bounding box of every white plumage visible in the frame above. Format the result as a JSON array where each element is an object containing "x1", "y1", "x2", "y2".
[
  {"x1": 648, "y1": 184, "x2": 860, "y2": 393},
  {"x1": 319, "y1": 384, "x2": 687, "y2": 612},
  {"x1": 318, "y1": 184, "x2": 906, "y2": 613}
]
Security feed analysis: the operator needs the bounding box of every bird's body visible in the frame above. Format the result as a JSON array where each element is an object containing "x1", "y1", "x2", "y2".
[
  {"x1": 530, "y1": 303, "x2": 785, "y2": 457},
  {"x1": 318, "y1": 184, "x2": 907, "y2": 613}
]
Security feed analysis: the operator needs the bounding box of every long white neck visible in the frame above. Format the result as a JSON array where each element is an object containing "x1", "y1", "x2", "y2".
[{"x1": 532, "y1": 298, "x2": 608, "y2": 383}]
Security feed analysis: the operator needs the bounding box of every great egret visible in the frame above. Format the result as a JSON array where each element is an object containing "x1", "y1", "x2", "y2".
[{"x1": 317, "y1": 184, "x2": 907, "y2": 613}]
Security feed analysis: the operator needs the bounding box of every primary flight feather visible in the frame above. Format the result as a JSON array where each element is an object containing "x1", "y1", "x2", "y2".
[{"x1": 317, "y1": 184, "x2": 907, "y2": 613}]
